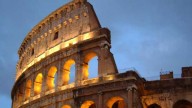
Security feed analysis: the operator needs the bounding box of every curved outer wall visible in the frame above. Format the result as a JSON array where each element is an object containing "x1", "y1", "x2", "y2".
[{"x1": 12, "y1": 0, "x2": 192, "y2": 108}]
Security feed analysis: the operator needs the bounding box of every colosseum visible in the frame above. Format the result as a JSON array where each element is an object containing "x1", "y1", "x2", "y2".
[{"x1": 11, "y1": 0, "x2": 192, "y2": 108}]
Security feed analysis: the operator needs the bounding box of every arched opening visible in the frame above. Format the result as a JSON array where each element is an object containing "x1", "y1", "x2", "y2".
[
  {"x1": 47, "y1": 66, "x2": 57, "y2": 90},
  {"x1": 82, "y1": 52, "x2": 98, "y2": 80},
  {"x1": 63, "y1": 59, "x2": 75, "y2": 85},
  {"x1": 16, "y1": 91, "x2": 22, "y2": 104},
  {"x1": 148, "y1": 104, "x2": 161, "y2": 108},
  {"x1": 18, "y1": 87, "x2": 23, "y2": 104},
  {"x1": 88, "y1": 56, "x2": 98, "y2": 79},
  {"x1": 107, "y1": 96, "x2": 125, "y2": 108},
  {"x1": 25, "y1": 80, "x2": 32, "y2": 100},
  {"x1": 34, "y1": 73, "x2": 43, "y2": 95},
  {"x1": 69, "y1": 64, "x2": 75, "y2": 83},
  {"x1": 81, "y1": 101, "x2": 96, "y2": 108},
  {"x1": 62, "y1": 105, "x2": 71, "y2": 108},
  {"x1": 173, "y1": 100, "x2": 192, "y2": 108}
]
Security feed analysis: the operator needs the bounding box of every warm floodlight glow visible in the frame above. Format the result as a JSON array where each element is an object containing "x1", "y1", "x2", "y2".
[
  {"x1": 81, "y1": 78, "x2": 99, "y2": 85},
  {"x1": 16, "y1": 31, "x2": 96, "y2": 81},
  {"x1": 82, "y1": 64, "x2": 89, "y2": 80},
  {"x1": 62, "y1": 105, "x2": 71, "y2": 108},
  {"x1": 81, "y1": 101, "x2": 95, "y2": 108},
  {"x1": 82, "y1": 52, "x2": 97, "y2": 80},
  {"x1": 37, "y1": 53, "x2": 45, "y2": 62},
  {"x1": 34, "y1": 73, "x2": 43, "y2": 95},
  {"x1": 105, "y1": 75, "x2": 115, "y2": 81},
  {"x1": 48, "y1": 44, "x2": 61, "y2": 55},
  {"x1": 107, "y1": 97, "x2": 125, "y2": 108},
  {"x1": 60, "y1": 83, "x2": 75, "y2": 90},
  {"x1": 47, "y1": 66, "x2": 57, "y2": 90},
  {"x1": 84, "y1": 52, "x2": 97, "y2": 64},
  {"x1": 23, "y1": 100, "x2": 29, "y2": 104},
  {"x1": 17, "y1": 87, "x2": 23, "y2": 104},
  {"x1": 45, "y1": 89, "x2": 55, "y2": 95},
  {"x1": 28, "y1": 60, "x2": 34, "y2": 69},
  {"x1": 32, "y1": 94, "x2": 40, "y2": 100},
  {"x1": 25, "y1": 80, "x2": 32, "y2": 100},
  {"x1": 63, "y1": 59, "x2": 75, "y2": 85},
  {"x1": 83, "y1": 33, "x2": 92, "y2": 41}
]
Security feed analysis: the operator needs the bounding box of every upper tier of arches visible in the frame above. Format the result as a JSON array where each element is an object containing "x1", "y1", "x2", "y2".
[{"x1": 16, "y1": 0, "x2": 101, "y2": 81}]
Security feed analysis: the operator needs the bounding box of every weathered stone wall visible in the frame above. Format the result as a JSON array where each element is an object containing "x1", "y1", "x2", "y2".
[
  {"x1": 142, "y1": 78, "x2": 192, "y2": 108},
  {"x1": 12, "y1": 0, "x2": 192, "y2": 108},
  {"x1": 12, "y1": 70, "x2": 143, "y2": 108},
  {"x1": 16, "y1": 0, "x2": 101, "y2": 81}
]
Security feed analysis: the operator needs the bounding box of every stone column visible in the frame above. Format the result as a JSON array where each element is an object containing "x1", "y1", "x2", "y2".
[
  {"x1": 75, "y1": 54, "x2": 83, "y2": 86},
  {"x1": 22, "y1": 81, "x2": 26, "y2": 102},
  {"x1": 56, "y1": 60, "x2": 62, "y2": 91},
  {"x1": 98, "y1": 91, "x2": 103, "y2": 108},
  {"x1": 21, "y1": 83, "x2": 25, "y2": 104},
  {"x1": 30, "y1": 75, "x2": 35, "y2": 98},
  {"x1": 127, "y1": 87, "x2": 133, "y2": 108},
  {"x1": 98, "y1": 41, "x2": 118, "y2": 77},
  {"x1": 41, "y1": 71, "x2": 47, "y2": 96}
]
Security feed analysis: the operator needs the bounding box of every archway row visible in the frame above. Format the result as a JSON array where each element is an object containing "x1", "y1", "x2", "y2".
[
  {"x1": 107, "y1": 96, "x2": 125, "y2": 108},
  {"x1": 80, "y1": 96, "x2": 125, "y2": 108},
  {"x1": 23, "y1": 52, "x2": 99, "y2": 100},
  {"x1": 32, "y1": 61, "x2": 75, "y2": 97}
]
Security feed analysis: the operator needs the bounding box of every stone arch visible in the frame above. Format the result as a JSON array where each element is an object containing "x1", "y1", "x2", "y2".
[
  {"x1": 47, "y1": 66, "x2": 58, "y2": 90},
  {"x1": 34, "y1": 73, "x2": 43, "y2": 95},
  {"x1": 148, "y1": 103, "x2": 161, "y2": 108},
  {"x1": 63, "y1": 59, "x2": 75, "y2": 85},
  {"x1": 173, "y1": 99, "x2": 192, "y2": 108},
  {"x1": 16, "y1": 91, "x2": 21, "y2": 104},
  {"x1": 25, "y1": 79, "x2": 32, "y2": 100},
  {"x1": 62, "y1": 105, "x2": 71, "y2": 108},
  {"x1": 81, "y1": 100, "x2": 96, "y2": 108},
  {"x1": 18, "y1": 86, "x2": 24, "y2": 104},
  {"x1": 82, "y1": 52, "x2": 98, "y2": 80},
  {"x1": 107, "y1": 96, "x2": 125, "y2": 108}
]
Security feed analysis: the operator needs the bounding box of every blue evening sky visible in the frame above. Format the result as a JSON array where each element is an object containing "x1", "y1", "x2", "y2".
[{"x1": 0, "y1": 0, "x2": 192, "y2": 107}]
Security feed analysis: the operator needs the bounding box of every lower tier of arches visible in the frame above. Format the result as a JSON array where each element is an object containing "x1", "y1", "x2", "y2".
[{"x1": 13, "y1": 78, "x2": 140, "y2": 108}]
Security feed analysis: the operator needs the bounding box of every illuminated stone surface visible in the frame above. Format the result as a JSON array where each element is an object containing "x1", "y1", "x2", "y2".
[{"x1": 11, "y1": 0, "x2": 192, "y2": 108}]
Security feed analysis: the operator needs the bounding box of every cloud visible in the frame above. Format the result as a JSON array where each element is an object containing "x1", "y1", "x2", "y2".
[
  {"x1": 112, "y1": 24, "x2": 192, "y2": 77},
  {"x1": 100, "y1": 0, "x2": 192, "y2": 77},
  {"x1": 0, "y1": 0, "x2": 192, "y2": 108}
]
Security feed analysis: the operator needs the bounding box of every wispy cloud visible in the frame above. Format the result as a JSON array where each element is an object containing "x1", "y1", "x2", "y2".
[{"x1": 0, "y1": 0, "x2": 192, "y2": 108}]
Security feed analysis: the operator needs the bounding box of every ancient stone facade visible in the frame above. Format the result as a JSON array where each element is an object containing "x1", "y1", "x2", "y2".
[{"x1": 11, "y1": 0, "x2": 192, "y2": 108}]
